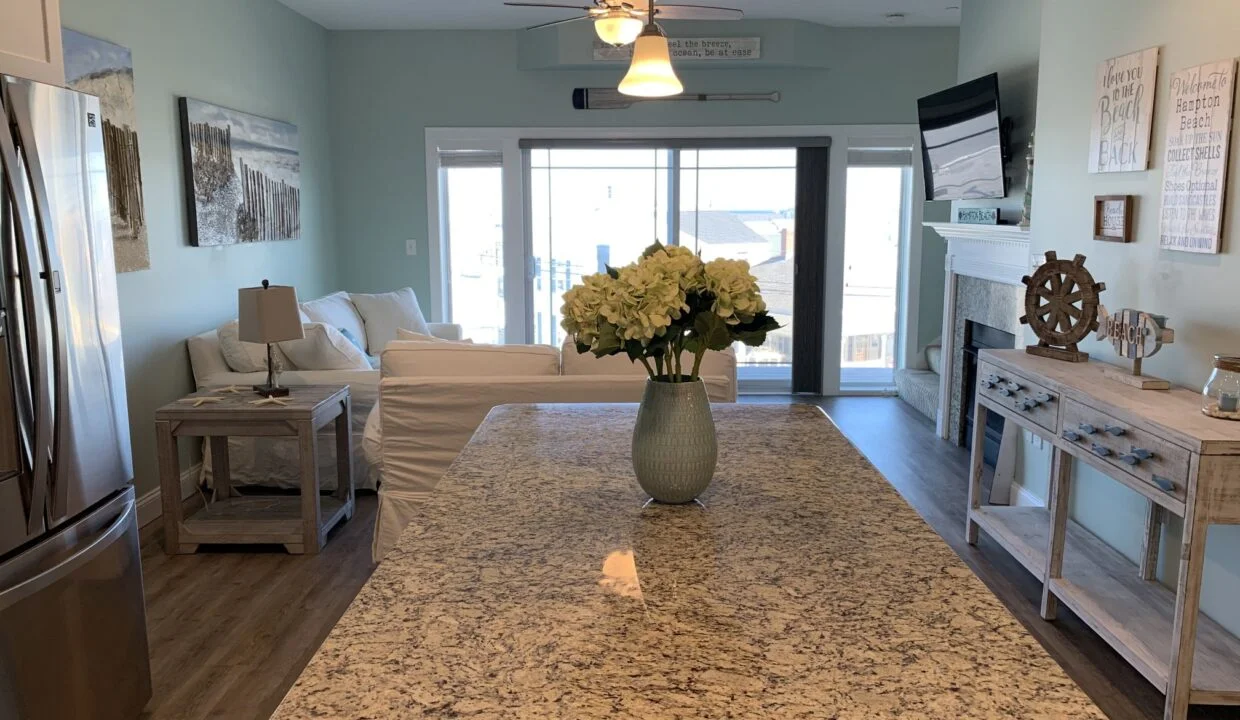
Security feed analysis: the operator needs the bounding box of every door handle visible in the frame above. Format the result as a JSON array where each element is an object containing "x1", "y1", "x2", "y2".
[
  {"x1": 9, "y1": 84, "x2": 67, "y2": 521},
  {"x1": 0, "y1": 491, "x2": 134, "y2": 611},
  {"x1": 1104, "y1": 424, "x2": 1126, "y2": 436},
  {"x1": 1152, "y1": 476, "x2": 1177, "y2": 494},
  {"x1": 0, "y1": 90, "x2": 52, "y2": 535},
  {"x1": 1078, "y1": 423, "x2": 1096, "y2": 435},
  {"x1": 1090, "y1": 443, "x2": 1112, "y2": 457},
  {"x1": 1062, "y1": 430, "x2": 1081, "y2": 442}
]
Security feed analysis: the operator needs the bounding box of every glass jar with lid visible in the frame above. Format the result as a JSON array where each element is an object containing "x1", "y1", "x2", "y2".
[{"x1": 1202, "y1": 355, "x2": 1240, "y2": 419}]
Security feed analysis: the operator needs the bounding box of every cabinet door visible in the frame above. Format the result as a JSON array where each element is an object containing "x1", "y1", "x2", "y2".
[{"x1": 0, "y1": 0, "x2": 64, "y2": 86}]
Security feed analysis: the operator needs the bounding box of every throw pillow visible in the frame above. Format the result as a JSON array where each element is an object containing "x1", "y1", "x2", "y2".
[
  {"x1": 217, "y1": 320, "x2": 292, "y2": 374},
  {"x1": 349, "y1": 288, "x2": 430, "y2": 354},
  {"x1": 300, "y1": 292, "x2": 367, "y2": 351},
  {"x1": 339, "y1": 327, "x2": 380, "y2": 369},
  {"x1": 279, "y1": 323, "x2": 372, "y2": 371}
]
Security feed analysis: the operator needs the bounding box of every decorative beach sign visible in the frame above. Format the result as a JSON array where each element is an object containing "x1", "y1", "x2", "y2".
[
  {"x1": 1088, "y1": 47, "x2": 1158, "y2": 174},
  {"x1": 1159, "y1": 59, "x2": 1236, "y2": 254},
  {"x1": 178, "y1": 98, "x2": 301, "y2": 247},
  {"x1": 1095, "y1": 306, "x2": 1175, "y2": 389}
]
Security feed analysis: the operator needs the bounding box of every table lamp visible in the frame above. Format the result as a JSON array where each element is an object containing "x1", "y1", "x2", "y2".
[{"x1": 238, "y1": 280, "x2": 304, "y2": 397}]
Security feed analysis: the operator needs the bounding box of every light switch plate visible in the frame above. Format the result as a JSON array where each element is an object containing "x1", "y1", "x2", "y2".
[{"x1": 406, "y1": 238, "x2": 418, "y2": 256}]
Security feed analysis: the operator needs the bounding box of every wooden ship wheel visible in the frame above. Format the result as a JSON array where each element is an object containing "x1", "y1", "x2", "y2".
[{"x1": 1020, "y1": 251, "x2": 1106, "y2": 362}]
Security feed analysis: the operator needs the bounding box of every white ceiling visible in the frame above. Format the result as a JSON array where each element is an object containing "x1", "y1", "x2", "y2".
[{"x1": 276, "y1": 0, "x2": 962, "y2": 31}]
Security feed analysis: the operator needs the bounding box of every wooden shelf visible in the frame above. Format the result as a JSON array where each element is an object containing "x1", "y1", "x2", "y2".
[
  {"x1": 972, "y1": 505, "x2": 1240, "y2": 703},
  {"x1": 969, "y1": 506, "x2": 1049, "y2": 577},
  {"x1": 181, "y1": 495, "x2": 347, "y2": 546}
]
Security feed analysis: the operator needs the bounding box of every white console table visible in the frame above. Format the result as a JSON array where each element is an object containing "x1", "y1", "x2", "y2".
[{"x1": 967, "y1": 349, "x2": 1240, "y2": 720}]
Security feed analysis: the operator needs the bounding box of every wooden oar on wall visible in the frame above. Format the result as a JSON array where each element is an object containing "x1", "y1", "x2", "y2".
[{"x1": 572, "y1": 88, "x2": 780, "y2": 110}]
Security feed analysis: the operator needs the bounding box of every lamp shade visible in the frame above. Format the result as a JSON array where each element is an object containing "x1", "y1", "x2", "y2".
[
  {"x1": 594, "y1": 12, "x2": 643, "y2": 46},
  {"x1": 238, "y1": 282, "x2": 304, "y2": 344},
  {"x1": 618, "y1": 25, "x2": 683, "y2": 98}
]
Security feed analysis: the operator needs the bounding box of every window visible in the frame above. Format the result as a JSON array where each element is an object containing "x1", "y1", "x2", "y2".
[
  {"x1": 840, "y1": 151, "x2": 913, "y2": 388},
  {"x1": 429, "y1": 128, "x2": 925, "y2": 397},
  {"x1": 441, "y1": 151, "x2": 504, "y2": 344}
]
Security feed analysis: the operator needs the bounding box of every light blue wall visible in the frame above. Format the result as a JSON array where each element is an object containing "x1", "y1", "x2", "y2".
[
  {"x1": 326, "y1": 24, "x2": 960, "y2": 313},
  {"x1": 978, "y1": 0, "x2": 1240, "y2": 636},
  {"x1": 953, "y1": 0, "x2": 1040, "y2": 221},
  {"x1": 59, "y1": 0, "x2": 337, "y2": 495}
]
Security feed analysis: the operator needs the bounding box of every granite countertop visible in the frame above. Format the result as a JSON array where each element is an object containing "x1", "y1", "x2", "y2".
[{"x1": 274, "y1": 404, "x2": 1102, "y2": 719}]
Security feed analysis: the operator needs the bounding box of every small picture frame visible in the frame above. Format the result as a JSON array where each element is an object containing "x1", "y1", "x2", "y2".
[{"x1": 1094, "y1": 195, "x2": 1134, "y2": 242}]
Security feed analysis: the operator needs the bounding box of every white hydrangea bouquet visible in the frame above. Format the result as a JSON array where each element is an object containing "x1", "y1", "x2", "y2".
[{"x1": 560, "y1": 242, "x2": 780, "y2": 382}]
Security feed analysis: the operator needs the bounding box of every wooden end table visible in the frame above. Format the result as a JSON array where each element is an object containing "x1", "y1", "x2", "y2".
[{"x1": 155, "y1": 385, "x2": 354, "y2": 555}]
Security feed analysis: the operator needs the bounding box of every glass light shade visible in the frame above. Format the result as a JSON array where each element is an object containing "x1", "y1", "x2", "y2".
[
  {"x1": 594, "y1": 13, "x2": 643, "y2": 46},
  {"x1": 618, "y1": 31, "x2": 683, "y2": 97}
]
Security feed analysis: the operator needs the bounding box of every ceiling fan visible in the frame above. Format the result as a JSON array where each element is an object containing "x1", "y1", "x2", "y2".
[{"x1": 504, "y1": 0, "x2": 743, "y2": 46}]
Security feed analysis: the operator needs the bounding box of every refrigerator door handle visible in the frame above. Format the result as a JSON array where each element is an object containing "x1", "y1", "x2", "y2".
[
  {"x1": 0, "y1": 90, "x2": 51, "y2": 535},
  {"x1": 6, "y1": 85, "x2": 63, "y2": 525},
  {"x1": 0, "y1": 491, "x2": 134, "y2": 611},
  {"x1": 0, "y1": 194, "x2": 33, "y2": 476}
]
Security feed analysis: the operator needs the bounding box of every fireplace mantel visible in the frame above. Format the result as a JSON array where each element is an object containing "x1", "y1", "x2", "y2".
[
  {"x1": 925, "y1": 222, "x2": 1032, "y2": 286},
  {"x1": 927, "y1": 222, "x2": 1033, "y2": 442}
]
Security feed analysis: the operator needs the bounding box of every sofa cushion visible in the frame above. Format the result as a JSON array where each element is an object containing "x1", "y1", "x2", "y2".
[
  {"x1": 301, "y1": 292, "x2": 367, "y2": 352},
  {"x1": 560, "y1": 340, "x2": 737, "y2": 379},
  {"x1": 217, "y1": 320, "x2": 293, "y2": 374},
  {"x1": 381, "y1": 341, "x2": 558, "y2": 378},
  {"x1": 279, "y1": 323, "x2": 372, "y2": 371},
  {"x1": 396, "y1": 328, "x2": 472, "y2": 344},
  {"x1": 350, "y1": 288, "x2": 430, "y2": 353},
  {"x1": 560, "y1": 340, "x2": 646, "y2": 376}
]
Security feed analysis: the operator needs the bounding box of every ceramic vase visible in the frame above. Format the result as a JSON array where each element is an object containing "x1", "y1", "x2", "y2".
[{"x1": 631, "y1": 378, "x2": 717, "y2": 503}]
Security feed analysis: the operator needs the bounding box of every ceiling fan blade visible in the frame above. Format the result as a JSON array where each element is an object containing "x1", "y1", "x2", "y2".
[
  {"x1": 523, "y1": 15, "x2": 592, "y2": 31},
  {"x1": 653, "y1": 4, "x2": 744, "y2": 20},
  {"x1": 504, "y1": 2, "x2": 595, "y2": 8}
]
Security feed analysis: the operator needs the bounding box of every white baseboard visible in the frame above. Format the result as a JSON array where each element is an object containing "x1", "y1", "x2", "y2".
[
  {"x1": 1009, "y1": 482, "x2": 1044, "y2": 508},
  {"x1": 136, "y1": 463, "x2": 202, "y2": 529}
]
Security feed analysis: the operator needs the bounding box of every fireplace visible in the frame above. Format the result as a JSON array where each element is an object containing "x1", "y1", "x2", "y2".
[{"x1": 961, "y1": 320, "x2": 1016, "y2": 467}]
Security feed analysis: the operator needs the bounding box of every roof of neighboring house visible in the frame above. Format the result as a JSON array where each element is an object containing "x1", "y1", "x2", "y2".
[{"x1": 680, "y1": 211, "x2": 768, "y2": 246}]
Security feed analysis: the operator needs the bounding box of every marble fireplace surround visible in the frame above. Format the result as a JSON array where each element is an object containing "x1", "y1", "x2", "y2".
[{"x1": 926, "y1": 222, "x2": 1032, "y2": 477}]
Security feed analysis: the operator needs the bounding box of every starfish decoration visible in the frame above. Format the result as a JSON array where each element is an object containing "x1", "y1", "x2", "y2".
[
  {"x1": 249, "y1": 397, "x2": 291, "y2": 407},
  {"x1": 214, "y1": 385, "x2": 247, "y2": 394},
  {"x1": 179, "y1": 396, "x2": 225, "y2": 408}
]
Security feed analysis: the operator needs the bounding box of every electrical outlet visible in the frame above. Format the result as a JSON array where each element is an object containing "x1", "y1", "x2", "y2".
[{"x1": 406, "y1": 238, "x2": 418, "y2": 256}]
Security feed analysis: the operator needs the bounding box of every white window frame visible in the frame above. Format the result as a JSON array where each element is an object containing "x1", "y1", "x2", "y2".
[{"x1": 426, "y1": 125, "x2": 926, "y2": 395}]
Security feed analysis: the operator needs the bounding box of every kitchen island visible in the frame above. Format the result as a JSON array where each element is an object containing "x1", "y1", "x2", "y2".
[{"x1": 274, "y1": 404, "x2": 1102, "y2": 719}]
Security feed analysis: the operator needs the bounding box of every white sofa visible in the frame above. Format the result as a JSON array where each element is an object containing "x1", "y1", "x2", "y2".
[
  {"x1": 186, "y1": 288, "x2": 461, "y2": 491},
  {"x1": 367, "y1": 340, "x2": 738, "y2": 561}
]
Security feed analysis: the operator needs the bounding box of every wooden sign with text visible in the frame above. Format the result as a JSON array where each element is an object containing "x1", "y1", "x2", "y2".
[
  {"x1": 1159, "y1": 59, "x2": 1237, "y2": 254},
  {"x1": 1089, "y1": 47, "x2": 1159, "y2": 173}
]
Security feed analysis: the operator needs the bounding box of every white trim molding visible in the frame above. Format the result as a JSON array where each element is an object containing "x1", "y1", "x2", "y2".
[
  {"x1": 136, "y1": 463, "x2": 202, "y2": 529},
  {"x1": 927, "y1": 222, "x2": 1032, "y2": 439}
]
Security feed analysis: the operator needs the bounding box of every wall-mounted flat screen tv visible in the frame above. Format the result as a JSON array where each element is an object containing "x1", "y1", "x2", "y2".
[{"x1": 918, "y1": 73, "x2": 1008, "y2": 201}]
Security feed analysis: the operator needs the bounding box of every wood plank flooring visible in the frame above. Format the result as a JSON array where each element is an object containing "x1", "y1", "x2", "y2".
[
  {"x1": 137, "y1": 493, "x2": 377, "y2": 720},
  {"x1": 135, "y1": 398, "x2": 1240, "y2": 719}
]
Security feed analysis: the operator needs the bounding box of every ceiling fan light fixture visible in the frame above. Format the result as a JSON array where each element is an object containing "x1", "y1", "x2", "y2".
[
  {"x1": 618, "y1": 24, "x2": 683, "y2": 98},
  {"x1": 594, "y1": 10, "x2": 644, "y2": 46}
]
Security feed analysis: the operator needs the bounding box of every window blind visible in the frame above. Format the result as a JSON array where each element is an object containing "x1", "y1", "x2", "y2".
[{"x1": 439, "y1": 150, "x2": 504, "y2": 168}]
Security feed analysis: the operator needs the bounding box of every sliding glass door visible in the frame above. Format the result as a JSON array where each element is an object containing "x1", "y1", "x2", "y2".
[
  {"x1": 431, "y1": 130, "x2": 922, "y2": 396},
  {"x1": 680, "y1": 149, "x2": 797, "y2": 387},
  {"x1": 527, "y1": 148, "x2": 671, "y2": 347}
]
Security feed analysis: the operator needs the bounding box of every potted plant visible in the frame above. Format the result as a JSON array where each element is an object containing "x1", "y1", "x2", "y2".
[{"x1": 561, "y1": 242, "x2": 780, "y2": 503}]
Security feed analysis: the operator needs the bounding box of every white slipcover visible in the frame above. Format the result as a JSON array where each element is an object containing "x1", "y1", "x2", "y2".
[{"x1": 371, "y1": 372, "x2": 737, "y2": 561}]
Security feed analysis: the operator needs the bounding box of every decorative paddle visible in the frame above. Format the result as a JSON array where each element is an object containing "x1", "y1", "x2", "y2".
[{"x1": 572, "y1": 88, "x2": 780, "y2": 109}]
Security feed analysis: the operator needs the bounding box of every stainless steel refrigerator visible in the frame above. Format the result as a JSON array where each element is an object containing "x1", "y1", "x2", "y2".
[{"x1": 0, "y1": 76, "x2": 151, "y2": 719}]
